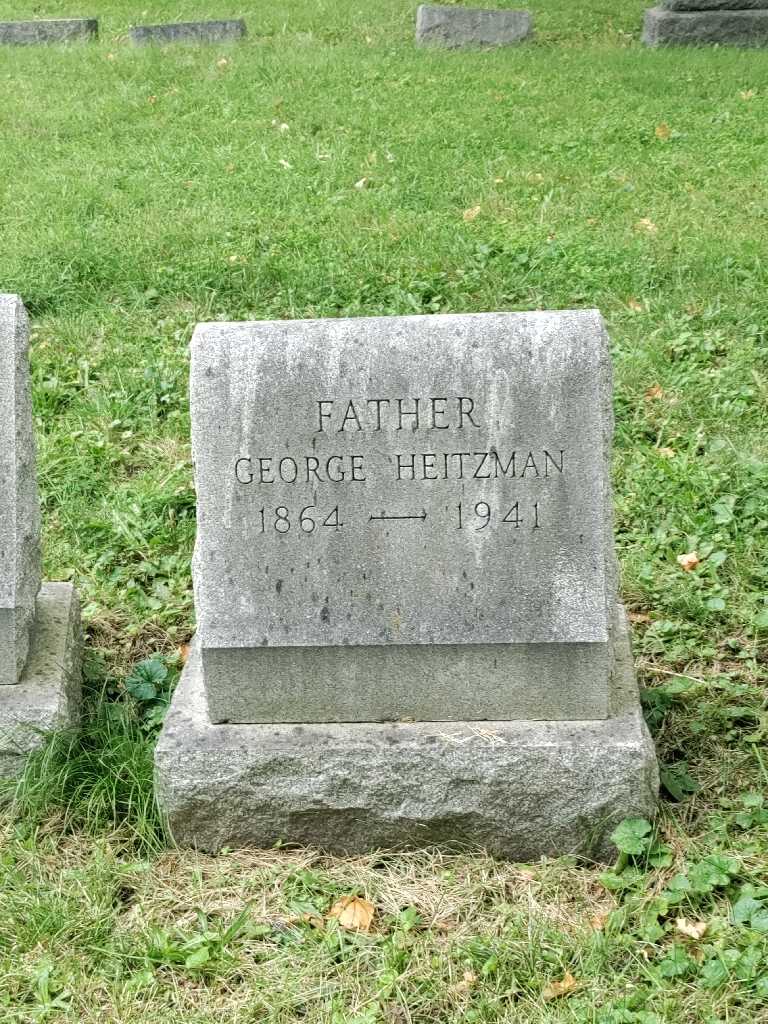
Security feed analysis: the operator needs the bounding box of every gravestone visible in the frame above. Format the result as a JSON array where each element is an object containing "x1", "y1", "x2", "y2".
[
  {"x1": 415, "y1": 5, "x2": 533, "y2": 47},
  {"x1": 0, "y1": 296, "x2": 82, "y2": 778},
  {"x1": 0, "y1": 19, "x2": 97, "y2": 45},
  {"x1": 156, "y1": 310, "x2": 658, "y2": 859},
  {"x1": 130, "y1": 19, "x2": 247, "y2": 46},
  {"x1": 643, "y1": 1, "x2": 768, "y2": 44}
]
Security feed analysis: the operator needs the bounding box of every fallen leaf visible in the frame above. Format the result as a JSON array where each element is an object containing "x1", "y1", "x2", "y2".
[
  {"x1": 106, "y1": 52, "x2": 115, "y2": 60},
  {"x1": 328, "y1": 895, "x2": 375, "y2": 932},
  {"x1": 217, "y1": 57, "x2": 229, "y2": 69},
  {"x1": 676, "y1": 917, "x2": 707, "y2": 940},
  {"x1": 278, "y1": 159, "x2": 292, "y2": 170},
  {"x1": 677, "y1": 551, "x2": 700, "y2": 572},
  {"x1": 655, "y1": 122, "x2": 671, "y2": 140},
  {"x1": 148, "y1": 95, "x2": 157, "y2": 105},
  {"x1": 542, "y1": 972, "x2": 579, "y2": 1001},
  {"x1": 354, "y1": 177, "x2": 369, "y2": 190},
  {"x1": 179, "y1": 643, "x2": 191, "y2": 664},
  {"x1": 644, "y1": 384, "x2": 664, "y2": 400},
  {"x1": 454, "y1": 970, "x2": 477, "y2": 992},
  {"x1": 635, "y1": 217, "x2": 658, "y2": 235},
  {"x1": 740, "y1": 89, "x2": 756, "y2": 101},
  {"x1": 225, "y1": 163, "x2": 235, "y2": 173},
  {"x1": 627, "y1": 298, "x2": 644, "y2": 312},
  {"x1": 463, "y1": 205, "x2": 481, "y2": 222},
  {"x1": 658, "y1": 446, "x2": 675, "y2": 458},
  {"x1": 517, "y1": 868, "x2": 536, "y2": 882},
  {"x1": 590, "y1": 911, "x2": 610, "y2": 931}
]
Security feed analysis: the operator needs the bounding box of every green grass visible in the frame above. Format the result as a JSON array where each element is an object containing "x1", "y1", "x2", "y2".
[{"x1": 1, "y1": 0, "x2": 768, "y2": 1020}]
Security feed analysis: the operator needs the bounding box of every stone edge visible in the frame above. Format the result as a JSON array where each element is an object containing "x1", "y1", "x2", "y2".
[
  {"x1": 0, "y1": 19, "x2": 98, "y2": 44},
  {"x1": 155, "y1": 604, "x2": 658, "y2": 860},
  {"x1": 0, "y1": 583, "x2": 83, "y2": 778},
  {"x1": 129, "y1": 20, "x2": 247, "y2": 46},
  {"x1": 643, "y1": 6, "x2": 768, "y2": 45},
  {"x1": 415, "y1": 5, "x2": 534, "y2": 47}
]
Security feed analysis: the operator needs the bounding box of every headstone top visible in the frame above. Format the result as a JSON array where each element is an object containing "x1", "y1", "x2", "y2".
[
  {"x1": 0, "y1": 20, "x2": 98, "y2": 45},
  {"x1": 416, "y1": 5, "x2": 533, "y2": 48},
  {"x1": 0, "y1": 295, "x2": 41, "y2": 685},
  {"x1": 130, "y1": 19, "x2": 247, "y2": 46},
  {"x1": 191, "y1": 309, "x2": 615, "y2": 655}
]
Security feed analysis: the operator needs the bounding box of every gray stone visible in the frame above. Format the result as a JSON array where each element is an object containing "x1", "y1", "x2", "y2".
[
  {"x1": 662, "y1": 1, "x2": 768, "y2": 10},
  {"x1": 0, "y1": 19, "x2": 97, "y2": 45},
  {"x1": 0, "y1": 295, "x2": 41, "y2": 686},
  {"x1": 130, "y1": 20, "x2": 247, "y2": 46},
  {"x1": 191, "y1": 310, "x2": 617, "y2": 724},
  {"x1": 415, "y1": 5, "x2": 532, "y2": 48},
  {"x1": 155, "y1": 606, "x2": 657, "y2": 860},
  {"x1": 0, "y1": 583, "x2": 82, "y2": 779},
  {"x1": 643, "y1": 6, "x2": 768, "y2": 43}
]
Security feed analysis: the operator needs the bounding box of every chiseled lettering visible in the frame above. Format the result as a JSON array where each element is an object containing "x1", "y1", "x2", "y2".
[
  {"x1": 472, "y1": 452, "x2": 491, "y2": 479},
  {"x1": 397, "y1": 397, "x2": 420, "y2": 431},
  {"x1": 430, "y1": 397, "x2": 449, "y2": 429},
  {"x1": 544, "y1": 449, "x2": 564, "y2": 476},
  {"x1": 235, "y1": 457, "x2": 254, "y2": 483},
  {"x1": 350, "y1": 454, "x2": 366, "y2": 482},
  {"x1": 521, "y1": 452, "x2": 539, "y2": 478},
  {"x1": 458, "y1": 396, "x2": 480, "y2": 429},
  {"x1": 492, "y1": 451, "x2": 516, "y2": 478},
  {"x1": 258, "y1": 457, "x2": 274, "y2": 484},
  {"x1": 396, "y1": 453, "x2": 416, "y2": 480},
  {"x1": 317, "y1": 400, "x2": 333, "y2": 432},
  {"x1": 422, "y1": 453, "x2": 438, "y2": 480},
  {"x1": 366, "y1": 398, "x2": 390, "y2": 430},
  {"x1": 326, "y1": 455, "x2": 346, "y2": 482}
]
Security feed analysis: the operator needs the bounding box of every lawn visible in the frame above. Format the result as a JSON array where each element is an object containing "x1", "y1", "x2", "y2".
[{"x1": 1, "y1": 0, "x2": 768, "y2": 1020}]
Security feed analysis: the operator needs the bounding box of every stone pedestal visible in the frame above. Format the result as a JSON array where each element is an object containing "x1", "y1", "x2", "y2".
[
  {"x1": 0, "y1": 294, "x2": 82, "y2": 779},
  {"x1": 643, "y1": 2, "x2": 768, "y2": 45},
  {"x1": 0, "y1": 584, "x2": 82, "y2": 779},
  {"x1": 156, "y1": 607, "x2": 657, "y2": 859}
]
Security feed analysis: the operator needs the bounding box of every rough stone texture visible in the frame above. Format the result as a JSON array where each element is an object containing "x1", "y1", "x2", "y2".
[
  {"x1": 130, "y1": 20, "x2": 247, "y2": 46},
  {"x1": 191, "y1": 310, "x2": 617, "y2": 724},
  {"x1": 415, "y1": 5, "x2": 533, "y2": 47},
  {"x1": 0, "y1": 19, "x2": 97, "y2": 45},
  {"x1": 155, "y1": 606, "x2": 657, "y2": 860},
  {"x1": 0, "y1": 583, "x2": 82, "y2": 779},
  {"x1": 0, "y1": 295, "x2": 41, "y2": 686},
  {"x1": 643, "y1": 6, "x2": 768, "y2": 43},
  {"x1": 662, "y1": 1, "x2": 768, "y2": 10}
]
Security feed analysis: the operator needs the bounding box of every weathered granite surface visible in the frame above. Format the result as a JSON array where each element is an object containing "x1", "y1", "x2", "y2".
[
  {"x1": 416, "y1": 5, "x2": 533, "y2": 47},
  {"x1": 0, "y1": 19, "x2": 97, "y2": 45},
  {"x1": 0, "y1": 295, "x2": 41, "y2": 686},
  {"x1": 644, "y1": 6, "x2": 768, "y2": 43},
  {"x1": 0, "y1": 583, "x2": 82, "y2": 779},
  {"x1": 130, "y1": 20, "x2": 247, "y2": 46},
  {"x1": 662, "y1": 0, "x2": 768, "y2": 9},
  {"x1": 191, "y1": 310, "x2": 617, "y2": 724},
  {"x1": 155, "y1": 606, "x2": 657, "y2": 860}
]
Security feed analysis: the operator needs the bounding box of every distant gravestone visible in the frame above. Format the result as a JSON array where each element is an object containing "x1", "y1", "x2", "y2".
[
  {"x1": 416, "y1": 5, "x2": 533, "y2": 47},
  {"x1": 130, "y1": 19, "x2": 247, "y2": 46},
  {"x1": 156, "y1": 311, "x2": 658, "y2": 859},
  {"x1": 0, "y1": 295, "x2": 82, "y2": 778},
  {"x1": 0, "y1": 19, "x2": 97, "y2": 45},
  {"x1": 644, "y1": 1, "x2": 768, "y2": 44}
]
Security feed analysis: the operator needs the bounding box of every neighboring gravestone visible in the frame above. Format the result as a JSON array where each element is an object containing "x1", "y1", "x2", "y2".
[
  {"x1": 0, "y1": 19, "x2": 97, "y2": 45},
  {"x1": 155, "y1": 310, "x2": 658, "y2": 860},
  {"x1": 0, "y1": 295, "x2": 82, "y2": 778},
  {"x1": 130, "y1": 19, "x2": 247, "y2": 46},
  {"x1": 416, "y1": 5, "x2": 532, "y2": 47},
  {"x1": 644, "y1": 1, "x2": 768, "y2": 44}
]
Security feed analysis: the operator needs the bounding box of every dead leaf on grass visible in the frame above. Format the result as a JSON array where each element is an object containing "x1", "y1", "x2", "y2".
[
  {"x1": 328, "y1": 895, "x2": 375, "y2": 932},
  {"x1": 463, "y1": 205, "x2": 481, "y2": 222},
  {"x1": 676, "y1": 917, "x2": 708, "y2": 940},
  {"x1": 644, "y1": 384, "x2": 664, "y2": 400},
  {"x1": 677, "y1": 551, "x2": 700, "y2": 572},
  {"x1": 654, "y1": 122, "x2": 671, "y2": 140},
  {"x1": 542, "y1": 972, "x2": 579, "y2": 1001}
]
